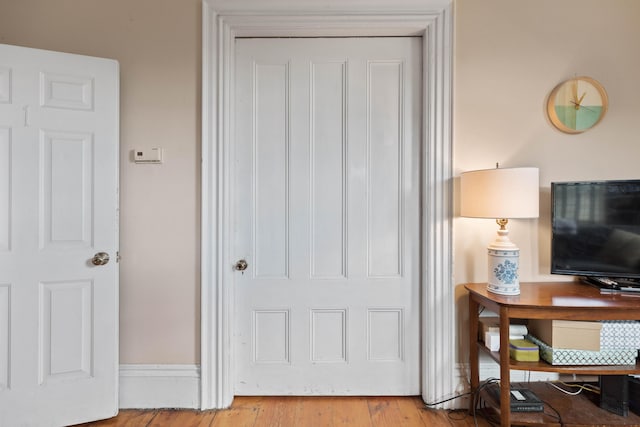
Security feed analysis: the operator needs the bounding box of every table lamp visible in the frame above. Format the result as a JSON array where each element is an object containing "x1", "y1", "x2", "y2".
[{"x1": 460, "y1": 166, "x2": 539, "y2": 295}]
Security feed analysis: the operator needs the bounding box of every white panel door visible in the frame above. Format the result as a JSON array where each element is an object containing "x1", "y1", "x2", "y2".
[
  {"x1": 0, "y1": 44, "x2": 119, "y2": 426},
  {"x1": 233, "y1": 38, "x2": 421, "y2": 395}
]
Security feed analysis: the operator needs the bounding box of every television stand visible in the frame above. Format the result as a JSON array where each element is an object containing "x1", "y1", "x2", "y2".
[{"x1": 466, "y1": 281, "x2": 640, "y2": 427}]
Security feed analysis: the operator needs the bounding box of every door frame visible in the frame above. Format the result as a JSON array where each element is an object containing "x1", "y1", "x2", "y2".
[{"x1": 201, "y1": 0, "x2": 454, "y2": 410}]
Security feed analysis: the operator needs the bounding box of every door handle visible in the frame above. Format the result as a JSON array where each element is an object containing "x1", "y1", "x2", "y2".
[
  {"x1": 92, "y1": 252, "x2": 110, "y2": 266},
  {"x1": 234, "y1": 259, "x2": 248, "y2": 271}
]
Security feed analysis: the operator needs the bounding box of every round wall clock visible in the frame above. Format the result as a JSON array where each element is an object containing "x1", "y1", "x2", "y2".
[{"x1": 547, "y1": 76, "x2": 608, "y2": 134}]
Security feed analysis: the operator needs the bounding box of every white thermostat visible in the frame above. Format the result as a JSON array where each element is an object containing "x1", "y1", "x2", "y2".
[{"x1": 133, "y1": 148, "x2": 163, "y2": 164}]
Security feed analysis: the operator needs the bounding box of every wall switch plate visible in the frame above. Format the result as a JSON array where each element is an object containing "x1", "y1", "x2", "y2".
[{"x1": 133, "y1": 148, "x2": 163, "y2": 164}]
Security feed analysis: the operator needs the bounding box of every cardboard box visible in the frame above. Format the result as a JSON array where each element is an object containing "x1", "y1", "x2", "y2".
[
  {"x1": 528, "y1": 334, "x2": 637, "y2": 366},
  {"x1": 528, "y1": 319, "x2": 602, "y2": 351}
]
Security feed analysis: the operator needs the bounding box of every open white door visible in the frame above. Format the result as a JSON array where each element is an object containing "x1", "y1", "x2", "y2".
[{"x1": 0, "y1": 44, "x2": 119, "y2": 426}]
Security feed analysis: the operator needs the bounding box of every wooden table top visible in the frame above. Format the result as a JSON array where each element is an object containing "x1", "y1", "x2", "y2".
[{"x1": 465, "y1": 281, "x2": 640, "y2": 311}]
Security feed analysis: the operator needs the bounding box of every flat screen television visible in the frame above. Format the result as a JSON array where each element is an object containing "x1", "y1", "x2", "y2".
[{"x1": 551, "y1": 179, "x2": 640, "y2": 281}]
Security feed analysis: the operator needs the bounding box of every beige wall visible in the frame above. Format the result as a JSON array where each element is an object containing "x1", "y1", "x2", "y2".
[
  {"x1": 454, "y1": 0, "x2": 640, "y2": 360},
  {"x1": 0, "y1": 0, "x2": 202, "y2": 363},
  {"x1": 1, "y1": 0, "x2": 639, "y2": 365}
]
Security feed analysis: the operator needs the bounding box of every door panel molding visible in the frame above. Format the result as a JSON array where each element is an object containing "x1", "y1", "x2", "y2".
[
  {"x1": 0, "y1": 284, "x2": 9, "y2": 390},
  {"x1": 0, "y1": 129, "x2": 10, "y2": 252},
  {"x1": 201, "y1": 0, "x2": 453, "y2": 410}
]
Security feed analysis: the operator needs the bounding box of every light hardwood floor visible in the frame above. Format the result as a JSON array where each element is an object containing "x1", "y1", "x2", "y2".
[{"x1": 75, "y1": 396, "x2": 494, "y2": 426}]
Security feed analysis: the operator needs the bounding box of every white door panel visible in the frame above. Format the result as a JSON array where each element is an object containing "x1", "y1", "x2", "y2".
[
  {"x1": 234, "y1": 37, "x2": 420, "y2": 395},
  {"x1": 0, "y1": 44, "x2": 118, "y2": 427}
]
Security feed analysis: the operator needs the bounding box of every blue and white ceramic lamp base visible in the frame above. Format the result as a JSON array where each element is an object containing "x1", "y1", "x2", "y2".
[
  {"x1": 487, "y1": 247, "x2": 520, "y2": 295},
  {"x1": 486, "y1": 226, "x2": 521, "y2": 295}
]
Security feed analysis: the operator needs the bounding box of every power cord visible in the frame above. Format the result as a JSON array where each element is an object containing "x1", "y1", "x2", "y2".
[
  {"x1": 542, "y1": 399, "x2": 564, "y2": 427},
  {"x1": 424, "y1": 375, "x2": 594, "y2": 426},
  {"x1": 423, "y1": 391, "x2": 474, "y2": 407},
  {"x1": 472, "y1": 378, "x2": 501, "y2": 427},
  {"x1": 474, "y1": 377, "x2": 565, "y2": 427},
  {"x1": 422, "y1": 377, "x2": 501, "y2": 426},
  {"x1": 549, "y1": 381, "x2": 600, "y2": 395}
]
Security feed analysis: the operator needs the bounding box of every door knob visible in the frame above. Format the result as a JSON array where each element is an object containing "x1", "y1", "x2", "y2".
[
  {"x1": 92, "y1": 252, "x2": 110, "y2": 266},
  {"x1": 235, "y1": 259, "x2": 248, "y2": 271}
]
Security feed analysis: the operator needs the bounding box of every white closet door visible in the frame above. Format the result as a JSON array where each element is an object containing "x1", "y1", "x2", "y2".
[{"x1": 233, "y1": 37, "x2": 421, "y2": 395}]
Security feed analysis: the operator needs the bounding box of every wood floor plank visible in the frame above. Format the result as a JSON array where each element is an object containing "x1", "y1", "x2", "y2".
[
  {"x1": 211, "y1": 406, "x2": 259, "y2": 427},
  {"x1": 232, "y1": 395, "x2": 267, "y2": 410},
  {"x1": 147, "y1": 409, "x2": 217, "y2": 427},
  {"x1": 329, "y1": 396, "x2": 373, "y2": 427},
  {"x1": 421, "y1": 409, "x2": 458, "y2": 426},
  {"x1": 411, "y1": 398, "x2": 454, "y2": 426},
  {"x1": 253, "y1": 396, "x2": 298, "y2": 427},
  {"x1": 367, "y1": 396, "x2": 408, "y2": 427},
  {"x1": 394, "y1": 396, "x2": 428, "y2": 426},
  {"x1": 74, "y1": 410, "x2": 157, "y2": 426},
  {"x1": 293, "y1": 396, "x2": 334, "y2": 427}
]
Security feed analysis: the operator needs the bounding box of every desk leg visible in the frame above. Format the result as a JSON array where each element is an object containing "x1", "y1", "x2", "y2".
[
  {"x1": 468, "y1": 294, "x2": 479, "y2": 413},
  {"x1": 499, "y1": 306, "x2": 511, "y2": 427}
]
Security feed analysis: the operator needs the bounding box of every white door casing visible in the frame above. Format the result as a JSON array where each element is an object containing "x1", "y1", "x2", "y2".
[
  {"x1": 233, "y1": 37, "x2": 421, "y2": 395},
  {"x1": 0, "y1": 44, "x2": 119, "y2": 426},
  {"x1": 201, "y1": 0, "x2": 453, "y2": 409}
]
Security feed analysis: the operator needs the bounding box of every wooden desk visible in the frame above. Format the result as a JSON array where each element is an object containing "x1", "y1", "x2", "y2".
[{"x1": 465, "y1": 282, "x2": 640, "y2": 427}]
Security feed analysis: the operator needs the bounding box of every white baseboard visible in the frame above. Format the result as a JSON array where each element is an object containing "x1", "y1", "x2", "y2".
[
  {"x1": 119, "y1": 364, "x2": 200, "y2": 409},
  {"x1": 118, "y1": 362, "x2": 566, "y2": 410}
]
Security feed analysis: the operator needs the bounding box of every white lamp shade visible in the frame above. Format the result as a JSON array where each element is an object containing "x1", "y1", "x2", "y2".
[{"x1": 460, "y1": 167, "x2": 539, "y2": 219}]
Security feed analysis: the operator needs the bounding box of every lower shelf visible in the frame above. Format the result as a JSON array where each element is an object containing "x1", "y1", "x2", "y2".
[{"x1": 480, "y1": 381, "x2": 640, "y2": 426}]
